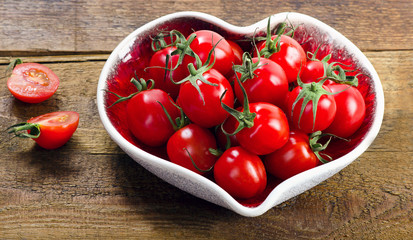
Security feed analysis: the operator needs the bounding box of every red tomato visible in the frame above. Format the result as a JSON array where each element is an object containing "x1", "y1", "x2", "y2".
[
  {"x1": 215, "y1": 119, "x2": 239, "y2": 150},
  {"x1": 300, "y1": 60, "x2": 325, "y2": 83},
  {"x1": 257, "y1": 35, "x2": 306, "y2": 83},
  {"x1": 177, "y1": 69, "x2": 234, "y2": 128},
  {"x1": 214, "y1": 146, "x2": 267, "y2": 199},
  {"x1": 167, "y1": 124, "x2": 218, "y2": 175},
  {"x1": 324, "y1": 83, "x2": 366, "y2": 138},
  {"x1": 264, "y1": 131, "x2": 318, "y2": 180},
  {"x1": 286, "y1": 84, "x2": 337, "y2": 134},
  {"x1": 185, "y1": 30, "x2": 234, "y2": 76},
  {"x1": 148, "y1": 46, "x2": 188, "y2": 99},
  {"x1": 227, "y1": 40, "x2": 243, "y2": 65},
  {"x1": 225, "y1": 102, "x2": 290, "y2": 155},
  {"x1": 7, "y1": 62, "x2": 60, "y2": 103},
  {"x1": 233, "y1": 57, "x2": 288, "y2": 108},
  {"x1": 126, "y1": 89, "x2": 180, "y2": 147},
  {"x1": 8, "y1": 111, "x2": 79, "y2": 149}
]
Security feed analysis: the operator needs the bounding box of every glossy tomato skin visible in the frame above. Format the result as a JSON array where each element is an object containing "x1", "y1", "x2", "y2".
[
  {"x1": 264, "y1": 131, "x2": 318, "y2": 180},
  {"x1": 28, "y1": 111, "x2": 79, "y2": 149},
  {"x1": 233, "y1": 57, "x2": 288, "y2": 108},
  {"x1": 148, "y1": 47, "x2": 188, "y2": 99},
  {"x1": 7, "y1": 63, "x2": 60, "y2": 103},
  {"x1": 185, "y1": 30, "x2": 234, "y2": 77},
  {"x1": 286, "y1": 85, "x2": 337, "y2": 134},
  {"x1": 230, "y1": 102, "x2": 290, "y2": 155},
  {"x1": 227, "y1": 40, "x2": 243, "y2": 66},
  {"x1": 257, "y1": 35, "x2": 306, "y2": 83},
  {"x1": 177, "y1": 69, "x2": 234, "y2": 128},
  {"x1": 167, "y1": 124, "x2": 218, "y2": 175},
  {"x1": 324, "y1": 83, "x2": 366, "y2": 138},
  {"x1": 214, "y1": 146, "x2": 267, "y2": 199},
  {"x1": 126, "y1": 89, "x2": 180, "y2": 147},
  {"x1": 215, "y1": 118, "x2": 239, "y2": 150},
  {"x1": 300, "y1": 60, "x2": 325, "y2": 83}
]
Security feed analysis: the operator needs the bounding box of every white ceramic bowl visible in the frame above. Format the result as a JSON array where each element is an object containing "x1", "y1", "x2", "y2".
[{"x1": 97, "y1": 11, "x2": 384, "y2": 217}]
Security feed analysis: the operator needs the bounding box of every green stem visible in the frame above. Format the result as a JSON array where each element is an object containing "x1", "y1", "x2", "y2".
[{"x1": 7, "y1": 122, "x2": 41, "y2": 139}]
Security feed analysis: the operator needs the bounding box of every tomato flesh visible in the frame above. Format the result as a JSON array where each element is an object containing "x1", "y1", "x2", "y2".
[
  {"x1": 27, "y1": 111, "x2": 79, "y2": 149},
  {"x1": 7, "y1": 63, "x2": 60, "y2": 103}
]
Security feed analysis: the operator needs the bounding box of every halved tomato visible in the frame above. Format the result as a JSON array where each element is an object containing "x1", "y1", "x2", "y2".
[
  {"x1": 8, "y1": 111, "x2": 79, "y2": 149},
  {"x1": 7, "y1": 62, "x2": 60, "y2": 103}
]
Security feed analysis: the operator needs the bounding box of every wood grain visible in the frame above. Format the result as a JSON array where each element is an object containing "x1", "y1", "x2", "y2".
[
  {"x1": 0, "y1": 0, "x2": 412, "y2": 55},
  {"x1": 0, "y1": 0, "x2": 412, "y2": 239}
]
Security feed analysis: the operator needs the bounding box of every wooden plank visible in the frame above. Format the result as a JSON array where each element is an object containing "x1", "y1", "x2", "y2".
[
  {"x1": 0, "y1": 49, "x2": 412, "y2": 238},
  {"x1": 0, "y1": 0, "x2": 412, "y2": 54}
]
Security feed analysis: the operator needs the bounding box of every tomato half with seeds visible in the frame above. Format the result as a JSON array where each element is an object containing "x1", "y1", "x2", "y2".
[
  {"x1": 8, "y1": 111, "x2": 79, "y2": 149},
  {"x1": 264, "y1": 130, "x2": 318, "y2": 180},
  {"x1": 214, "y1": 146, "x2": 267, "y2": 199},
  {"x1": 167, "y1": 124, "x2": 218, "y2": 176},
  {"x1": 7, "y1": 62, "x2": 60, "y2": 103}
]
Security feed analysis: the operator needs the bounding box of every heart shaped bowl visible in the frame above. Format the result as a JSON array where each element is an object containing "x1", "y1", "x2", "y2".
[{"x1": 97, "y1": 11, "x2": 384, "y2": 217}]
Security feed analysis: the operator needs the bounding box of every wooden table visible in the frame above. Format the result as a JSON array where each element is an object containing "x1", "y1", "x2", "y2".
[{"x1": 1, "y1": 1, "x2": 412, "y2": 239}]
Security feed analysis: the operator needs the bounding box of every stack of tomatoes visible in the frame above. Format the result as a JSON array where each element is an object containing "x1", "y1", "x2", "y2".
[{"x1": 108, "y1": 20, "x2": 366, "y2": 200}]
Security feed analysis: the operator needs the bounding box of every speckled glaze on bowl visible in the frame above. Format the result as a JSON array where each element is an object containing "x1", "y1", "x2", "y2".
[{"x1": 97, "y1": 11, "x2": 384, "y2": 217}]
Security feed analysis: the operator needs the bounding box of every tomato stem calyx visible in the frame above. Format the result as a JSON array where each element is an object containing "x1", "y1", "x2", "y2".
[
  {"x1": 307, "y1": 46, "x2": 360, "y2": 87},
  {"x1": 259, "y1": 17, "x2": 296, "y2": 59},
  {"x1": 164, "y1": 30, "x2": 203, "y2": 71},
  {"x1": 158, "y1": 100, "x2": 189, "y2": 131},
  {"x1": 232, "y1": 52, "x2": 267, "y2": 83},
  {"x1": 171, "y1": 37, "x2": 224, "y2": 104},
  {"x1": 106, "y1": 75, "x2": 155, "y2": 108},
  {"x1": 309, "y1": 131, "x2": 349, "y2": 164},
  {"x1": 291, "y1": 73, "x2": 335, "y2": 131},
  {"x1": 220, "y1": 73, "x2": 256, "y2": 136},
  {"x1": 7, "y1": 122, "x2": 41, "y2": 139}
]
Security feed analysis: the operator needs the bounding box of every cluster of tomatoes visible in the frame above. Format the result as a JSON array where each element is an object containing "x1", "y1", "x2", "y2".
[
  {"x1": 6, "y1": 59, "x2": 79, "y2": 149},
  {"x1": 108, "y1": 19, "x2": 366, "y2": 200}
]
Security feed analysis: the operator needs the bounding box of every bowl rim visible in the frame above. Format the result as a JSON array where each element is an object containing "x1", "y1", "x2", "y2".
[{"x1": 97, "y1": 11, "x2": 384, "y2": 217}]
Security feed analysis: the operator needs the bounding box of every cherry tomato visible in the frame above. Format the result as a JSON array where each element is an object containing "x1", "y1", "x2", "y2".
[
  {"x1": 8, "y1": 111, "x2": 79, "y2": 149},
  {"x1": 148, "y1": 46, "x2": 188, "y2": 99},
  {"x1": 300, "y1": 60, "x2": 325, "y2": 83},
  {"x1": 233, "y1": 57, "x2": 288, "y2": 108},
  {"x1": 215, "y1": 119, "x2": 239, "y2": 150},
  {"x1": 167, "y1": 124, "x2": 218, "y2": 175},
  {"x1": 264, "y1": 131, "x2": 318, "y2": 180},
  {"x1": 226, "y1": 102, "x2": 290, "y2": 155},
  {"x1": 257, "y1": 35, "x2": 306, "y2": 83},
  {"x1": 286, "y1": 84, "x2": 337, "y2": 134},
  {"x1": 7, "y1": 62, "x2": 60, "y2": 103},
  {"x1": 186, "y1": 30, "x2": 235, "y2": 76},
  {"x1": 227, "y1": 40, "x2": 243, "y2": 66},
  {"x1": 214, "y1": 146, "x2": 267, "y2": 199},
  {"x1": 324, "y1": 83, "x2": 366, "y2": 138},
  {"x1": 126, "y1": 89, "x2": 180, "y2": 147},
  {"x1": 177, "y1": 69, "x2": 234, "y2": 128}
]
